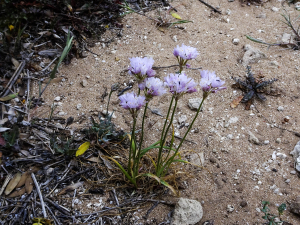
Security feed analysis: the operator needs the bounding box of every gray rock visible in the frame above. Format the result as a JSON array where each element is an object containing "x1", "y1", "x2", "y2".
[
  {"x1": 172, "y1": 198, "x2": 203, "y2": 225},
  {"x1": 248, "y1": 131, "x2": 260, "y2": 145},
  {"x1": 290, "y1": 141, "x2": 300, "y2": 172},
  {"x1": 81, "y1": 80, "x2": 88, "y2": 87},
  {"x1": 189, "y1": 152, "x2": 205, "y2": 167},
  {"x1": 188, "y1": 98, "x2": 203, "y2": 110},
  {"x1": 290, "y1": 197, "x2": 300, "y2": 215},
  {"x1": 228, "y1": 0, "x2": 234, "y2": 2},
  {"x1": 242, "y1": 44, "x2": 266, "y2": 66},
  {"x1": 270, "y1": 61, "x2": 279, "y2": 67},
  {"x1": 256, "y1": 13, "x2": 266, "y2": 19}
]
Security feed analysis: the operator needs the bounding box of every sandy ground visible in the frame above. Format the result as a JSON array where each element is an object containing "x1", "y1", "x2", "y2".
[{"x1": 32, "y1": 0, "x2": 300, "y2": 224}]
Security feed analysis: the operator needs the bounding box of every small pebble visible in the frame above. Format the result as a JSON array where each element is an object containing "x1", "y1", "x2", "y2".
[
  {"x1": 276, "y1": 138, "x2": 281, "y2": 143},
  {"x1": 227, "y1": 205, "x2": 234, "y2": 212},
  {"x1": 272, "y1": 7, "x2": 279, "y2": 12},
  {"x1": 290, "y1": 170, "x2": 297, "y2": 175},
  {"x1": 232, "y1": 38, "x2": 240, "y2": 45},
  {"x1": 277, "y1": 106, "x2": 284, "y2": 111},
  {"x1": 285, "y1": 179, "x2": 291, "y2": 184},
  {"x1": 54, "y1": 96, "x2": 61, "y2": 101},
  {"x1": 240, "y1": 201, "x2": 247, "y2": 208}
]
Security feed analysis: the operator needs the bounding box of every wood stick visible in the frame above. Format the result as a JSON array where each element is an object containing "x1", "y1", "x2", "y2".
[{"x1": 31, "y1": 173, "x2": 47, "y2": 218}]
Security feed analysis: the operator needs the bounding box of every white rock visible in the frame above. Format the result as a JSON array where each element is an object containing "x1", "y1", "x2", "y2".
[
  {"x1": 172, "y1": 35, "x2": 178, "y2": 42},
  {"x1": 248, "y1": 131, "x2": 260, "y2": 145},
  {"x1": 282, "y1": 33, "x2": 292, "y2": 44},
  {"x1": 178, "y1": 115, "x2": 187, "y2": 124},
  {"x1": 81, "y1": 80, "x2": 88, "y2": 87},
  {"x1": 228, "y1": 117, "x2": 239, "y2": 124},
  {"x1": 264, "y1": 140, "x2": 270, "y2": 145},
  {"x1": 232, "y1": 38, "x2": 240, "y2": 45},
  {"x1": 54, "y1": 96, "x2": 61, "y2": 101},
  {"x1": 276, "y1": 152, "x2": 287, "y2": 160},
  {"x1": 296, "y1": 2, "x2": 300, "y2": 10},
  {"x1": 277, "y1": 106, "x2": 284, "y2": 111},
  {"x1": 172, "y1": 198, "x2": 203, "y2": 225},
  {"x1": 227, "y1": 205, "x2": 234, "y2": 212},
  {"x1": 58, "y1": 112, "x2": 65, "y2": 116},
  {"x1": 272, "y1": 7, "x2": 279, "y2": 12},
  {"x1": 290, "y1": 170, "x2": 297, "y2": 175},
  {"x1": 77, "y1": 104, "x2": 82, "y2": 110},
  {"x1": 188, "y1": 98, "x2": 203, "y2": 110}
]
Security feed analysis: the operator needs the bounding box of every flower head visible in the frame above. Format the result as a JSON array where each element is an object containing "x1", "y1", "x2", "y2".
[
  {"x1": 173, "y1": 44, "x2": 199, "y2": 60},
  {"x1": 199, "y1": 70, "x2": 226, "y2": 95},
  {"x1": 164, "y1": 73, "x2": 197, "y2": 99},
  {"x1": 139, "y1": 77, "x2": 166, "y2": 100},
  {"x1": 119, "y1": 92, "x2": 146, "y2": 111},
  {"x1": 128, "y1": 57, "x2": 156, "y2": 81}
]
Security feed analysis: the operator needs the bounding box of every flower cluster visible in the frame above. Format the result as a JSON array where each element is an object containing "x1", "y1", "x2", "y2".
[
  {"x1": 164, "y1": 73, "x2": 197, "y2": 99},
  {"x1": 128, "y1": 57, "x2": 156, "y2": 81},
  {"x1": 119, "y1": 92, "x2": 146, "y2": 111},
  {"x1": 199, "y1": 70, "x2": 226, "y2": 96},
  {"x1": 139, "y1": 77, "x2": 166, "y2": 100},
  {"x1": 173, "y1": 44, "x2": 199, "y2": 60}
]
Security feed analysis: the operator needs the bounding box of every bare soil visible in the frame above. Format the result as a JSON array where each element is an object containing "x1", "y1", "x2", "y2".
[{"x1": 32, "y1": 0, "x2": 300, "y2": 224}]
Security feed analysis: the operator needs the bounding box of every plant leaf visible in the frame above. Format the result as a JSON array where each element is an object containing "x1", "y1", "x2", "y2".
[
  {"x1": 107, "y1": 156, "x2": 136, "y2": 185},
  {"x1": 0, "y1": 93, "x2": 18, "y2": 101},
  {"x1": 5, "y1": 172, "x2": 22, "y2": 195},
  {"x1": 58, "y1": 182, "x2": 83, "y2": 195},
  {"x1": 143, "y1": 173, "x2": 179, "y2": 196},
  {"x1": 278, "y1": 203, "x2": 286, "y2": 215},
  {"x1": 76, "y1": 142, "x2": 90, "y2": 157},
  {"x1": 171, "y1": 12, "x2": 182, "y2": 20},
  {"x1": 230, "y1": 95, "x2": 243, "y2": 108}
]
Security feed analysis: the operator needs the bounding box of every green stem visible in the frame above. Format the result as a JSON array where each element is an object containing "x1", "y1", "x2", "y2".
[
  {"x1": 156, "y1": 96, "x2": 174, "y2": 173},
  {"x1": 156, "y1": 98, "x2": 178, "y2": 177},
  {"x1": 160, "y1": 96, "x2": 206, "y2": 176},
  {"x1": 128, "y1": 115, "x2": 137, "y2": 179},
  {"x1": 134, "y1": 102, "x2": 149, "y2": 177}
]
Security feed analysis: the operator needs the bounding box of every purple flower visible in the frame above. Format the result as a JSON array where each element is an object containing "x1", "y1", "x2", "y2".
[
  {"x1": 139, "y1": 77, "x2": 166, "y2": 99},
  {"x1": 119, "y1": 92, "x2": 146, "y2": 110},
  {"x1": 199, "y1": 70, "x2": 226, "y2": 94},
  {"x1": 128, "y1": 57, "x2": 156, "y2": 81},
  {"x1": 173, "y1": 44, "x2": 199, "y2": 60},
  {"x1": 164, "y1": 73, "x2": 197, "y2": 99}
]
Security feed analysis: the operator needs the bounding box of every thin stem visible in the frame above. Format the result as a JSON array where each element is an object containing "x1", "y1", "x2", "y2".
[
  {"x1": 157, "y1": 98, "x2": 178, "y2": 176},
  {"x1": 156, "y1": 96, "x2": 174, "y2": 173},
  {"x1": 106, "y1": 90, "x2": 113, "y2": 116},
  {"x1": 135, "y1": 102, "x2": 149, "y2": 177},
  {"x1": 160, "y1": 96, "x2": 206, "y2": 176},
  {"x1": 128, "y1": 115, "x2": 137, "y2": 178}
]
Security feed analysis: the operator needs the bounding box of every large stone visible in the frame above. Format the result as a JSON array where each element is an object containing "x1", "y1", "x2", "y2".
[
  {"x1": 172, "y1": 198, "x2": 203, "y2": 225},
  {"x1": 290, "y1": 141, "x2": 300, "y2": 172},
  {"x1": 242, "y1": 44, "x2": 266, "y2": 66}
]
